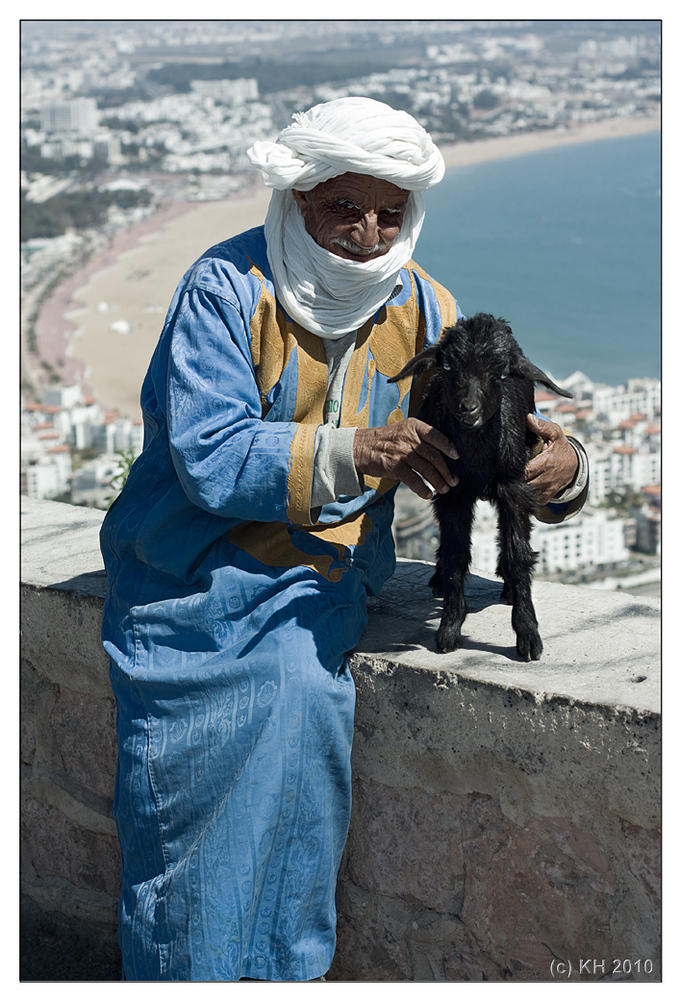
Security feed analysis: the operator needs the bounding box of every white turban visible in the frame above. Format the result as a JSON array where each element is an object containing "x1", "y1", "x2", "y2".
[
  {"x1": 247, "y1": 98, "x2": 445, "y2": 339},
  {"x1": 248, "y1": 96, "x2": 445, "y2": 192}
]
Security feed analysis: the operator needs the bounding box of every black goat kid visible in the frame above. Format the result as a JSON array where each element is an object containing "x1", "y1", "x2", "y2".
[{"x1": 389, "y1": 313, "x2": 573, "y2": 661}]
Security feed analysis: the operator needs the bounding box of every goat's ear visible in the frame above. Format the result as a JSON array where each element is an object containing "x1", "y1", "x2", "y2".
[
  {"x1": 387, "y1": 345, "x2": 439, "y2": 383},
  {"x1": 510, "y1": 354, "x2": 573, "y2": 398}
]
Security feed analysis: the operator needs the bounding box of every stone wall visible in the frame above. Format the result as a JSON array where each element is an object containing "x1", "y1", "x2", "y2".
[
  {"x1": 21, "y1": 500, "x2": 120, "y2": 977},
  {"x1": 330, "y1": 561, "x2": 661, "y2": 982},
  {"x1": 20, "y1": 497, "x2": 661, "y2": 982}
]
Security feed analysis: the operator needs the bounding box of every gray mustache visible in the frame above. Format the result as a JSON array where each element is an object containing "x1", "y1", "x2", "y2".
[{"x1": 330, "y1": 236, "x2": 389, "y2": 256}]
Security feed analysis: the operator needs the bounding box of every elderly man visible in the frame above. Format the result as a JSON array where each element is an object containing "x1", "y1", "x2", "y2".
[{"x1": 100, "y1": 98, "x2": 587, "y2": 982}]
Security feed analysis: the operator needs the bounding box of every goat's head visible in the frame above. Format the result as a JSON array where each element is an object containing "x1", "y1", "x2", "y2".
[{"x1": 389, "y1": 313, "x2": 572, "y2": 430}]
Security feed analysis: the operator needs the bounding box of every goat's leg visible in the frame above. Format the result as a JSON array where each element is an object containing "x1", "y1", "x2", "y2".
[
  {"x1": 428, "y1": 563, "x2": 443, "y2": 596},
  {"x1": 434, "y1": 500, "x2": 475, "y2": 654},
  {"x1": 495, "y1": 485, "x2": 542, "y2": 660}
]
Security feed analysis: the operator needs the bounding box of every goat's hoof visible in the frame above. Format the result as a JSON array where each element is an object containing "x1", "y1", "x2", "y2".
[
  {"x1": 435, "y1": 625, "x2": 461, "y2": 654},
  {"x1": 516, "y1": 631, "x2": 543, "y2": 661}
]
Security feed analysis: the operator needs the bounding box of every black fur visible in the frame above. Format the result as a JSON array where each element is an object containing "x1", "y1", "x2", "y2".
[{"x1": 388, "y1": 313, "x2": 573, "y2": 660}]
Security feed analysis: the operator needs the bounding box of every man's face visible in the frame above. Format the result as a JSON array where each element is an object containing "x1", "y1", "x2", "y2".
[{"x1": 292, "y1": 173, "x2": 410, "y2": 262}]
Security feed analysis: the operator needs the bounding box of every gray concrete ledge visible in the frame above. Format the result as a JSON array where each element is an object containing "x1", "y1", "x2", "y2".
[{"x1": 20, "y1": 496, "x2": 661, "y2": 982}]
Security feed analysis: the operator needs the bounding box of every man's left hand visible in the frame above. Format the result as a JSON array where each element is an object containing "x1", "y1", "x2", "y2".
[{"x1": 525, "y1": 413, "x2": 578, "y2": 505}]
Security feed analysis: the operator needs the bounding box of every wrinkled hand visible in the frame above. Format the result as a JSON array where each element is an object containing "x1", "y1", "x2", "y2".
[
  {"x1": 353, "y1": 418, "x2": 459, "y2": 500},
  {"x1": 525, "y1": 413, "x2": 578, "y2": 504}
]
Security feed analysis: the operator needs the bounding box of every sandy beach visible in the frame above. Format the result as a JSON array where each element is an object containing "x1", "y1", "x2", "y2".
[
  {"x1": 38, "y1": 186, "x2": 273, "y2": 420},
  {"x1": 35, "y1": 115, "x2": 659, "y2": 421},
  {"x1": 438, "y1": 114, "x2": 660, "y2": 168}
]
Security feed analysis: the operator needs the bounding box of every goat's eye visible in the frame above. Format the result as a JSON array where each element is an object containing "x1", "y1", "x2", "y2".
[{"x1": 442, "y1": 361, "x2": 451, "y2": 371}]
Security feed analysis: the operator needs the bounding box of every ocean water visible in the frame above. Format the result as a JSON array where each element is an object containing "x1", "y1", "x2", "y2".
[{"x1": 417, "y1": 130, "x2": 661, "y2": 385}]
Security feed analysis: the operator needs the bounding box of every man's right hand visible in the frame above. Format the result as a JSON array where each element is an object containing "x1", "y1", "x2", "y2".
[{"x1": 353, "y1": 417, "x2": 459, "y2": 500}]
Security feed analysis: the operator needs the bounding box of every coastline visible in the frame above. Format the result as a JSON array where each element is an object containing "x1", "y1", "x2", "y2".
[
  {"x1": 33, "y1": 185, "x2": 273, "y2": 420},
  {"x1": 438, "y1": 114, "x2": 660, "y2": 168},
  {"x1": 33, "y1": 114, "x2": 660, "y2": 420}
]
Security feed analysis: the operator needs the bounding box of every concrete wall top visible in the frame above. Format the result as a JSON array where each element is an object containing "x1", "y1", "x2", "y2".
[
  {"x1": 21, "y1": 495, "x2": 109, "y2": 599},
  {"x1": 21, "y1": 496, "x2": 659, "y2": 716}
]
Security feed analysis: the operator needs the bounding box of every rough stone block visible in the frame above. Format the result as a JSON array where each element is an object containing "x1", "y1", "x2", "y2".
[
  {"x1": 621, "y1": 821, "x2": 661, "y2": 911},
  {"x1": 457, "y1": 795, "x2": 618, "y2": 980},
  {"x1": 21, "y1": 798, "x2": 120, "y2": 899},
  {"x1": 50, "y1": 687, "x2": 117, "y2": 805},
  {"x1": 346, "y1": 777, "x2": 465, "y2": 914},
  {"x1": 331, "y1": 884, "x2": 417, "y2": 981},
  {"x1": 21, "y1": 586, "x2": 110, "y2": 698},
  {"x1": 20, "y1": 659, "x2": 40, "y2": 766}
]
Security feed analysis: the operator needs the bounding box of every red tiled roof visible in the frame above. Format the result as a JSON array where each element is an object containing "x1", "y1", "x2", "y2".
[
  {"x1": 613, "y1": 446, "x2": 636, "y2": 455},
  {"x1": 47, "y1": 444, "x2": 70, "y2": 453},
  {"x1": 24, "y1": 402, "x2": 61, "y2": 414}
]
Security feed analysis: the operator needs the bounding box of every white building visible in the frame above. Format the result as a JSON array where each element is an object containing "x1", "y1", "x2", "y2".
[
  {"x1": 470, "y1": 503, "x2": 633, "y2": 576},
  {"x1": 590, "y1": 378, "x2": 660, "y2": 424},
  {"x1": 40, "y1": 97, "x2": 99, "y2": 135},
  {"x1": 22, "y1": 460, "x2": 61, "y2": 500},
  {"x1": 43, "y1": 384, "x2": 84, "y2": 409},
  {"x1": 70, "y1": 453, "x2": 123, "y2": 508},
  {"x1": 609, "y1": 447, "x2": 661, "y2": 495},
  {"x1": 92, "y1": 414, "x2": 143, "y2": 456},
  {"x1": 534, "y1": 508, "x2": 633, "y2": 574},
  {"x1": 577, "y1": 440, "x2": 660, "y2": 506},
  {"x1": 190, "y1": 78, "x2": 259, "y2": 104},
  {"x1": 21, "y1": 444, "x2": 72, "y2": 500},
  {"x1": 40, "y1": 138, "x2": 94, "y2": 160},
  {"x1": 93, "y1": 134, "x2": 122, "y2": 163},
  {"x1": 630, "y1": 501, "x2": 661, "y2": 555},
  {"x1": 588, "y1": 445, "x2": 615, "y2": 506},
  {"x1": 39, "y1": 132, "x2": 121, "y2": 164}
]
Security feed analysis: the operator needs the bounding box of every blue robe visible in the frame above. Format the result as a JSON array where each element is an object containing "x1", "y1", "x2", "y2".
[{"x1": 100, "y1": 225, "x2": 582, "y2": 981}]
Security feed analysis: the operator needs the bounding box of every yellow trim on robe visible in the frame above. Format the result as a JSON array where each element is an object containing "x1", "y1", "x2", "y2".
[
  {"x1": 287, "y1": 422, "x2": 317, "y2": 524},
  {"x1": 232, "y1": 260, "x2": 461, "y2": 573}
]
